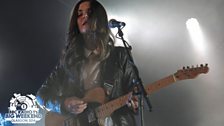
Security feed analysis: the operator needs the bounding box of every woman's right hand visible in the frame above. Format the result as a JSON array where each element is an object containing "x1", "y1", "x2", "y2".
[{"x1": 64, "y1": 96, "x2": 87, "y2": 114}]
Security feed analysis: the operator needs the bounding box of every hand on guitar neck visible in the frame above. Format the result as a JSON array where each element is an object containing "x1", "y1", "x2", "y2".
[{"x1": 127, "y1": 95, "x2": 139, "y2": 113}]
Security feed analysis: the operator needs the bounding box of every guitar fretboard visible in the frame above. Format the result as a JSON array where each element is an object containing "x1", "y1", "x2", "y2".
[
  {"x1": 95, "y1": 92, "x2": 132, "y2": 118},
  {"x1": 146, "y1": 75, "x2": 176, "y2": 94}
]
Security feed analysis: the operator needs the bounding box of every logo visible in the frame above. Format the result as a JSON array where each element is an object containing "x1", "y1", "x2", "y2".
[
  {"x1": 4, "y1": 93, "x2": 42, "y2": 124},
  {"x1": 0, "y1": 113, "x2": 5, "y2": 126}
]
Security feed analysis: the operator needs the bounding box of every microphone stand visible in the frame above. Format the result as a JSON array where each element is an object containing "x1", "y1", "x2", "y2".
[{"x1": 116, "y1": 27, "x2": 152, "y2": 126}]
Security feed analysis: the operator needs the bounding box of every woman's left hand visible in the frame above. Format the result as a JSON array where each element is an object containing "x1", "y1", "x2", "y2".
[{"x1": 127, "y1": 95, "x2": 138, "y2": 113}]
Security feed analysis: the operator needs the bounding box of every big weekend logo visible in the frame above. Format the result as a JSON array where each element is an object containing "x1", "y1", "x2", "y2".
[{"x1": 4, "y1": 93, "x2": 42, "y2": 124}]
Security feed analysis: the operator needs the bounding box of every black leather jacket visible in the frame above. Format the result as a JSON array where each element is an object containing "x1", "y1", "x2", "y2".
[{"x1": 36, "y1": 47, "x2": 139, "y2": 126}]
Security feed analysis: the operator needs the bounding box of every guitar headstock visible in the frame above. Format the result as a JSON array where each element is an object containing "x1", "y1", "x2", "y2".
[{"x1": 174, "y1": 64, "x2": 209, "y2": 81}]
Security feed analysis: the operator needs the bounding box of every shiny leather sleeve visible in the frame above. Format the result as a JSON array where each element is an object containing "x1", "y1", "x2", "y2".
[
  {"x1": 120, "y1": 48, "x2": 139, "y2": 92},
  {"x1": 108, "y1": 47, "x2": 139, "y2": 126},
  {"x1": 36, "y1": 64, "x2": 66, "y2": 113},
  {"x1": 109, "y1": 47, "x2": 139, "y2": 96}
]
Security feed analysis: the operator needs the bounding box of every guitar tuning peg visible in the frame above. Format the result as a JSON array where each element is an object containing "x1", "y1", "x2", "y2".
[
  {"x1": 191, "y1": 65, "x2": 194, "y2": 68},
  {"x1": 187, "y1": 66, "x2": 190, "y2": 69},
  {"x1": 205, "y1": 63, "x2": 208, "y2": 67},
  {"x1": 200, "y1": 64, "x2": 203, "y2": 67},
  {"x1": 183, "y1": 66, "x2": 185, "y2": 69},
  {"x1": 196, "y1": 64, "x2": 199, "y2": 68}
]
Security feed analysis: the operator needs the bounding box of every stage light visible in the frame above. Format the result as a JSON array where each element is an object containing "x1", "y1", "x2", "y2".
[{"x1": 186, "y1": 18, "x2": 206, "y2": 54}]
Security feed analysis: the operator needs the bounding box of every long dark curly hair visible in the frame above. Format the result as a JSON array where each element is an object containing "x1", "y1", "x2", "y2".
[{"x1": 60, "y1": 0, "x2": 114, "y2": 73}]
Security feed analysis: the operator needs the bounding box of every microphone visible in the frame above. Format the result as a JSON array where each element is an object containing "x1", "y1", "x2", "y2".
[{"x1": 108, "y1": 19, "x2": 126, "y2": 28}]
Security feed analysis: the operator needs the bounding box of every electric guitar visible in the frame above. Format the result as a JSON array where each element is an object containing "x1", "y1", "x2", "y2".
[{"x1": 45, "y1": 64, "x2": 209, "y2": 126}]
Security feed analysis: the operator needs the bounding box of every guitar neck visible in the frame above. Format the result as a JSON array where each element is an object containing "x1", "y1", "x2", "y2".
[
  {"x1": 95, "y1": 74, "x2": 177, "y2": 118},
  {"x1": 95, "y1": 92, "x2": 132, "y2": 118},
  {"x1": 145, "y1": 74, "x2": 176, "y2": 95}
]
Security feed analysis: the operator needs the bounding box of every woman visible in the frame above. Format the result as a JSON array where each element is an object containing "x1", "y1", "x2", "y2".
[{"x1": 37, "y1": 0, "x2": 138, "y2": 125}]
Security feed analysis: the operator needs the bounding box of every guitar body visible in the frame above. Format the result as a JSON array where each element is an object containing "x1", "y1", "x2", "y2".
[
  {"x1": 45, "y1": 87, "x2": 107, "y2": 126},
  {"x1": 46, "y1": 103, "x2": 102, "y2": 126}
]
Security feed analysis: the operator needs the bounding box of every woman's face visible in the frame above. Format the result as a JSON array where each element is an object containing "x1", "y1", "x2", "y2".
[{"x1": 77, "y1": 1, "x2": 91, "y2": 33}]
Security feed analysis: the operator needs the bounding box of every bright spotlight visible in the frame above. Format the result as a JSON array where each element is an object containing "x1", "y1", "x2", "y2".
[{"x1": 186, "y1": 18, "x2": 206, "y2": 53}]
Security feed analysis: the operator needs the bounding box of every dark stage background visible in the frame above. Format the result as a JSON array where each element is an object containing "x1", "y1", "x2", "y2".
[{"x1": 1, "y1": 0, "x2": 224, "y2": 126}]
